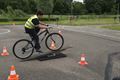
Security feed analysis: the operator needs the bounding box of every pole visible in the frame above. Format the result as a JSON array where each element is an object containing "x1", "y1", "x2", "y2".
[
  {"x1": 117, "y1": 3, "x2": 119, "y2": 22},
  {"x1": 71, "y1": 1, "x2": 73, "y2": 15},
  {"x1": 70, "y1": 0, "x2": 73, "y2": 24}
]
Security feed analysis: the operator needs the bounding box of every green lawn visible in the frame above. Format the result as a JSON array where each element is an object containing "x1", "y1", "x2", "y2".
[
  {"x1": 57, "y1": 18, "x2": 118, "y2": 25},
  {"x1": 0, "y1": 21, "x2": 25, "y2": 25},
  {"x1": 1, "y1": 19, "x2": 120, "y2": 31},
  {"x1": 101, "y1": 25, "x2": 120, "y2": 30},
  {"x1": 0, "y1": 17, "x2": 119, "y2": 26}
]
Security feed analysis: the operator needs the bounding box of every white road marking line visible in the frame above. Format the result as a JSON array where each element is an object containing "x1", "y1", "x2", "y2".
[{"x1": 0, "y1": 29, "x2": 11, "y2": 35}]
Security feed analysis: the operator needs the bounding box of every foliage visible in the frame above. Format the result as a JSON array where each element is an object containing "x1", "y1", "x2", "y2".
[
  {"x1": 84, "y1": 0, "x2": 116, "y2": 14},
  {"x1": 53, "y1": 0, "x2": 72, "y2": 15},
  {"x1": 0, "y1": 6, "x2": 27, "y2": 18},
  {"x1": 0, "y1": 0, "x2": 119, "y2": 15},
  {"x1": 73, "y1": 1, "x2": 87, "y2": 15},
  {"x1": 36, "y1": 0, "x2": 54, "y2": 14}
]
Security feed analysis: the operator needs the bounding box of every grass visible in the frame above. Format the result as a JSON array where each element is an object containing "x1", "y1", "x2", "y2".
[
  {"x1": 0, "y1": 17, "x2": 120, "y2": 26},
  {"x1": 55, "y1": 18, "x2": 118, "y2": 26},
  {"x1": 1, "y1": 15, "x2": 120, "y2": 31},
  {"x1": 0, "y1": 21, "x2": 58, "y2": 25},
  {"x1": 0, "y1": 21, "x2": 25, "y2": 25},
  {"x1": 101, "y1": 25, "x2": 120, "y2": 31}
]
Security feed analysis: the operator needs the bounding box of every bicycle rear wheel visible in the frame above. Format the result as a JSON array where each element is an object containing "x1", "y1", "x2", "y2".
[
  {"x1": 45, "y1": 33, "x2": 64, "y2": 51},
  {"x1": 13, "y1": 39, "x2": 34, "y2": 59}
]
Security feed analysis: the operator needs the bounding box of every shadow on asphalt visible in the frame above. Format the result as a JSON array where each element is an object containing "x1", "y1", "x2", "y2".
[{"x1": 20, "y1": 46, "x2": 72, "y2": 62}]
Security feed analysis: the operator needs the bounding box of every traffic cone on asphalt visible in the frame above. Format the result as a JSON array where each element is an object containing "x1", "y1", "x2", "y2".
[
  {"x1": 1, "y1": 47, "x2": 9, "y2": 56},
  {"x1": 50, "y1": 40, "x2": 56, "y2": 49},
  {"x1": 78, "y1": 54, "x2": 88, "y2": 66},
  {"x1": 58, "y1": 30, "x2": 62, "y2": 35},
  {"x1": 8, "y1": 65, "x2": 19, "y2": 80}
]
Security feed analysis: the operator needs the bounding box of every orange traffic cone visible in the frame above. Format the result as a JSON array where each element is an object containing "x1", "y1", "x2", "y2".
[
  {"x1": 58, "y1": 30, "x2": 62, "y2": 35},
  {"x1": 50, "y1": 41, "x2": 56, "y2": 49},
  {"x1": 1, "y1": 47, "x2": 9, "y2": 56},
  {"x1": 8, "y1": 65, "x2": 19, "y2": 80},
  {"x1": 78, "y1": 54, "x2": 88, "y2": 66}
]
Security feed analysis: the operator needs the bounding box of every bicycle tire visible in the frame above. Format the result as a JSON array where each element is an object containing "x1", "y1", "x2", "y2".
[
  {"x1": 13, "y1": 39, "x2": 34, "y2": 59},
  {"x1": 45, "y1": 33, "x2": 64, "y2": 51}
]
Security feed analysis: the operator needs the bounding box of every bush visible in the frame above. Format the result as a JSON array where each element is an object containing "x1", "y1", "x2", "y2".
[
  {"x1": 0, "y1": 17, "x2": 59, "y2": 22},
  {"x1": 0, "y1": 9, "x2": 7, "y2": 16},
  {"x1": 7, "y1": 6, "x2": 16, "y2": 18},
  {"x1": 12, "y1": 18, "x2": 28, "y2": 21},
  {"x1": 40, "y1": 17, "x2": 59, "y2": 21},
  {"x1": 0, "y1": 18, "x2": 9, "y2": 22},
  {"x1": 14, "y1": 9, "x2": 27, "y2": 17},
  {"x1": 0, "y1": 6, "x2": 27, "y2": 18}
]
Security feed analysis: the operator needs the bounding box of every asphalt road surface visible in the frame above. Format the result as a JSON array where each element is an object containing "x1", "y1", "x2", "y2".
[{"x1": 0, "y1": 25, "x2": 120, "y2": 80}]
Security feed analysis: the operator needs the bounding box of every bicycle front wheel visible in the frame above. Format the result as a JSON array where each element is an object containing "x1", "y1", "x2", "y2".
[
  {"x1": 13, "y1": 39, "x2": 34, "y2": 59},
  {"x1": 45, "y1": 33, "x2": 64, "y2": 51}
]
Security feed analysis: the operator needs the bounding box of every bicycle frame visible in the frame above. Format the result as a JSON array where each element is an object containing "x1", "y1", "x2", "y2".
[
  {"x1": 37, "y1": 28, "x2": 50, "y2": 44},
  {"x1": 23, "y1": 27, "x2": 55, "y2": 51},
  {"x1": 22, "y1": 28, "x2": 50, "y2": 51}
]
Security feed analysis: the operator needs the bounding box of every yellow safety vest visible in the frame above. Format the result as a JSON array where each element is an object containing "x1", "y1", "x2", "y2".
[{"x1": 24, "y1": 15, "x2": 38, "y2": 29}]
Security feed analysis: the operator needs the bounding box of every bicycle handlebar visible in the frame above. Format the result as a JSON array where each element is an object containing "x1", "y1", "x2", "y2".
[
  {"x1": 42, "y1": 24, "x2": 61, "y2": 30},
  {"x1": 46, "y1": 25, "x2": 54, "y2": 29}
]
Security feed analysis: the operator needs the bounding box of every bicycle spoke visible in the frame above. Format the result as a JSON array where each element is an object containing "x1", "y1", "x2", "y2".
[
  {"x1": 13, "y1": 39, "x2": 34, "y2": 59},
  {"x1": 45, "y1": 33, "x2": 64, "y2": 51}
]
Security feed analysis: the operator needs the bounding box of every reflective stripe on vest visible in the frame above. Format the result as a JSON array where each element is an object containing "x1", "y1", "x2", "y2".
[{"x1": 25, "y1": 15, "x2": 38, "y2": 29}]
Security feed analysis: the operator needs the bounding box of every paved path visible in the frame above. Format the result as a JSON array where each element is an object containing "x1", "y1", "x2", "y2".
[{"x1": 0, "y1": 25, "x2": 120, "y2": 80}]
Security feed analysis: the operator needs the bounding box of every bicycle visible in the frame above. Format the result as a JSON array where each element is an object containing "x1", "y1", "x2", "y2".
[{"x1": 12, "y1": 25, "x2": 64, "y2": 59}]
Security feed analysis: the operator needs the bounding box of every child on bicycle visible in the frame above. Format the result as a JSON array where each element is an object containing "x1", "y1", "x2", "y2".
[{"x1": 24, "y1": 10, "x2": 47, "y2": 52}]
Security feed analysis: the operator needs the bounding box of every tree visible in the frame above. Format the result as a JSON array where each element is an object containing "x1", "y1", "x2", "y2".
[
  {"x1": 53, "y1": 0, "x2": 65, "y2": 14},
  {"x1": 0, "y1": 0, "x2": 36, "y2": 14},
  {"x1": 53, "y1": 0, "x2": 72, "y2": 15},
  {"x1": 36, "y1": 0, "x2": 54, "y2": 15},
  {"x1": 84, "y1": 0, "x2": 115, "y2": 14},
  {"x1": 73, "y1": 1, "x2": 87, "y2": 15},
  {"x1": 17, "y1": 0, "x2": 35, "y2": 13},
  {"x1": 115, "y1": 0, "x2": 120, "y2": 3},
  {"x1": 0, "y1": 0, "x2": 6, "y2": 10},
  {"x1": 84, "y1": 0, "x2": 102, "y2": 14}
]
